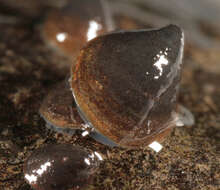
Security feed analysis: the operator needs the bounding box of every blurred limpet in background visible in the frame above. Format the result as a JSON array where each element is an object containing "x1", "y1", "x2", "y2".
[{"x1": 42, "y1": 0, "x2": 115, "y2": 59}]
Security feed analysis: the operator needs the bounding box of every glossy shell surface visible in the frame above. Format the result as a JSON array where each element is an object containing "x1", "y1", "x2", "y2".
[
  {"x1": 23, "y1": 144, "x2": 100, "y2": 190},
  {"x1": 43, "y1": 0, "x2": 112, "y2": 58},
  {"x1": 71, "y1": 25, "x2": 184, "y2": 148},
  {"x1": 39, "y1": 81, "x2": 83, "y2": 130}
]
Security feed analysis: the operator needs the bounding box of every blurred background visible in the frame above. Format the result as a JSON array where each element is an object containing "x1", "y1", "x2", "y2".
[{"x1": 1, "y1": 0, "x2": 220, "y2": 48}]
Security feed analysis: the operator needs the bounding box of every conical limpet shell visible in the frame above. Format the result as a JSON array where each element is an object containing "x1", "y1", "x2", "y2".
[
  {"x1": 71, "y1": 25, "x2": 184, "y2": 148},
  {"x1": 40, "y1": 25, "x2": 194, "y2": 149}
]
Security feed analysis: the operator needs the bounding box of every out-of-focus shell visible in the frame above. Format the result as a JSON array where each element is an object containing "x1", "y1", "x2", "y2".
[{"x1": 42, "y1": 0, "x2": 114, "y2": 58}]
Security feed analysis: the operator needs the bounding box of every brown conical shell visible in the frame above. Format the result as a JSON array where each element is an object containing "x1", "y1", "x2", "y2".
[{"x1": 71, "y1": 25, "x2": 184, "y2": 148}]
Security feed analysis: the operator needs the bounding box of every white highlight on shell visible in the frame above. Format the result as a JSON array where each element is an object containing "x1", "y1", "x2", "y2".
[
  {"x1": 24, "y1": 161, "x2": 52, "y2": 184},
  {"x1": 34, "y1": 161, "x2": 51, "y2": 175},
  {"x1": 153, "y1": 51, "x2": 169, "y2": 79},
  {"x1": 94, "y1": 151, "x2": 103, "y2": 161},
  {"x1": 148, "y1": 141, "x2": 163, "y2": 152},
  {"x1": 56, "y1": 32, "x2": 68, "y2": 42},
  {"x1": 24, "y1": 174, "x2": 37, "y2": 184},
  {"x1": 84, "y1": 158, "x2": 91, "y2": 165},
  {"x1": 87, "y1": 20, "x2": 102, "y2": 41},
  {"x1": 88, "y1": 152, "x2": 103, "y2": 162},
  {"x1": 82, "y1": 131, "x2": 89, "y2": 137},
  {"x1": 81, "y1": 123, "x2": 92, "y2": 137}
]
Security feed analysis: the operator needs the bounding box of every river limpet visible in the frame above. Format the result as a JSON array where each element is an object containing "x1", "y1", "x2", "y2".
[{"x1": 23, "y1": 144, "x2": 101, "y2": 190}]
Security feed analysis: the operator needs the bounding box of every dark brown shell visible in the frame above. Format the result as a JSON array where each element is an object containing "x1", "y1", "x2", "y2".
[
  {"x1": 39, "y1": 81, "x2": 84, "y2": 130},
  {"x1": 42, "y1": 0, "x2": 112, "y2": 58},
  {"x1": 23, "y1": 144, "x2": 100, "y2": 190},
  {"x1": 71, "y1": 25, "x2": 184, "y2": 148}
]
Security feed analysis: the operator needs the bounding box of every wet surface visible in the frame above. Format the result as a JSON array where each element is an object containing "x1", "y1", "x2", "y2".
[
  {"x1": 0, "y1": 1, "x2": 220, "y2": 190},
  {"x1": 42, "y1": 0, "x2": 112, "y2": 59},
  {"x1": 71, "y1": 25, "x2": 184, "y2": 148},
  {"x1": 23, "y1": 144, "x2": 100, "y2": 190},
  {"x1": 39, "y1": 81, "x2": 84, "y2": 130}
]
